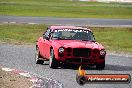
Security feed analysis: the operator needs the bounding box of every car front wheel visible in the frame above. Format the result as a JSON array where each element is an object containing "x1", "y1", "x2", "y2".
[
  {"x1": 35, "y1": 47, "x2": 44, "y2": 64},
  {"x1": 49, "y1": 49, "x2": 58, "y2": 69}
]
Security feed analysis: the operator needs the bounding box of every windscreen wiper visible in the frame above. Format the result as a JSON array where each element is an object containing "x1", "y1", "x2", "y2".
[{"x1": 82, "y1": 40, "x2": 96, "y2": 42}]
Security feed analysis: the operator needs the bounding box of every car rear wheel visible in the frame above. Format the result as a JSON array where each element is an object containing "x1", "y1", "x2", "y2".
[
  {"x1": 35, "y1": 47, "x2": 44, "y2": 64},
  {"x1": 96, "y1": 62, "x2": 105, "y2": 70},
  {"x1": 49, "y1": 49, "x2": 58, "y2": 69}
]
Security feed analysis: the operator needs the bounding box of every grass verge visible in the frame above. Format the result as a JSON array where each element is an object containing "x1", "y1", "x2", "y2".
[
  {"x1": 0, "y1": 0, "x2": 132, "y2": 18},
  {"x1": 0, "y1": 24, "x2": 132, "y2": 54},
  {"x1": 92, "y1": 27, "x2": 132, "y2": 54},
  {"x1": 0, "y1": 24, "x2": 46, "y2": 44}
]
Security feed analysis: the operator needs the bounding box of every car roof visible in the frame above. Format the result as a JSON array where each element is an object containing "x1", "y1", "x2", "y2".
[{"x1": 49, "y1": 25, "x2": 91, "y2": 31}]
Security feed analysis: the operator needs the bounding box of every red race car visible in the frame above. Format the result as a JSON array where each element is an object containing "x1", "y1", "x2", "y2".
[{"x1": 35, "y1": 26, "x2": 106, "y2": 69}]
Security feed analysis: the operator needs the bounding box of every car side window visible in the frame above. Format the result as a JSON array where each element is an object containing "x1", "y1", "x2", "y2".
[{"x1": 43, "y1": 28, "x2": 51, "y2": 39}]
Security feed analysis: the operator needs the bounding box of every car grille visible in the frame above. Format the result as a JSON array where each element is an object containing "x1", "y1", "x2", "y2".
[
  {"x1": 66, "y1": 58, "x2": 89, "y2": 63},
  {"x1": 73, "y1": 48, "x2": 91, "y2": 57}
]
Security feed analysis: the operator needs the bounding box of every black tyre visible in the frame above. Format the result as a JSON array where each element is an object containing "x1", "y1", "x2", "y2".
[
  {"x1": 35, "y1": 47, "x2": 44, "y2": 64},
  {"x1": 96, "y1": 62, "x2": 105, "y2": 70},
  {"x1": 49, "y1": 49, "x2": 58, "y2": 69}
]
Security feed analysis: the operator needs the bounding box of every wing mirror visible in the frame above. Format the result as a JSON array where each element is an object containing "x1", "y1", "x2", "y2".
[
  {"x1": 43, "y1": 34, "x2": 50, "y2": 40},
  {"x1": 45, "y1": 36, "x2": 49, "y2": 40}
]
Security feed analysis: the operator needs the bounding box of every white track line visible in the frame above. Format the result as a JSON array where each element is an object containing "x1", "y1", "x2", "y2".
[{"x1": 2, "y1": 68, "x2": 14, "y2": 71}]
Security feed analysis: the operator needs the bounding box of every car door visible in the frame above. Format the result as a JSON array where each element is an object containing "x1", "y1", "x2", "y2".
[
  {"x1": 42, "y1": 29, "x2": 51, "y2": 59},
  {"x1": 38, "y1": 37, "x2": 45, "y2": 58},
  {"x1": 44, "y1": 39, "x2": 52, "y2": 59}
]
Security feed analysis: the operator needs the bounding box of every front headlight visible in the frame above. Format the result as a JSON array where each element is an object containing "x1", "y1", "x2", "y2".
[
  {"x1": 100, "y1": 50, "x2": 106, "y2": 55},
  {"x1": 59, "y1": 47, "x2": 64, "y2": 53}
]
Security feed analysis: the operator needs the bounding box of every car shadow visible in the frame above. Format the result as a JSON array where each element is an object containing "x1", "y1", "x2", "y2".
[
  {"x1": 43, "y1": 63, "x2": 49, "y2": 65},
  {"x1": 40, "y1": 61, "x2": 49, "y2": 65},
  {"x1": 80, "y1": 64, "x2": 132, "y2": 71},
  {"x1": 60, "y1": 64, "x2": 132, "y2": 71},
  {"x1": 41, "y1": 62, "x2": 132, "y2": 71},
  {"x1": 105, "y1": 64, "x2": 132, "y2": 71}
]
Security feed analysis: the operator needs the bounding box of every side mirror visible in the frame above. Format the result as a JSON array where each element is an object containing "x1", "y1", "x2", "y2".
[
  {"x1": 45, "y1": 36, "x2": 49, "y2": 40},
  {"x1": 43, "y1": 34, "x2": 49, "y2": 40}
]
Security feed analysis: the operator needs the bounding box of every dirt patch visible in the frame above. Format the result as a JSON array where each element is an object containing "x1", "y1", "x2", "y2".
[{"x1": 0, "y1": 69, "x2": 33, "y2": 88}]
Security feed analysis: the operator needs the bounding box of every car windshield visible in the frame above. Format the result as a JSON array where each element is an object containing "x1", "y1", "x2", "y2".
[{"x1": 51, "y1": 29, "x2": 95, "y2": 41}]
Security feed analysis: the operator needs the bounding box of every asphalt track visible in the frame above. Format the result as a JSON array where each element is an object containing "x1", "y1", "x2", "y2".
[
  {"x1": 0, "y1": 16, "x2": 132, "y2": 88},
  {"x1": 0, "y1": 44, "x2": 132, "y2": 88},
  {"x1": 0, "y1": 16, "x2": 132, "y2": 27}
]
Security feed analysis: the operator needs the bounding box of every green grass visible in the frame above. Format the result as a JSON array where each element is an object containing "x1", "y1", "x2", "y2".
[
  {"x1": 0, "y1": 24, "x2": 47, "y2": 44},
  {"x1": 0, "y1": 0, "x2": 132, "y2": 18},
  {"x1": 92, "y1": 27, "x2": 132, "y2": 53},
  {"x1": 0, "y1": 24, "x2": 132, "y2": 53}
]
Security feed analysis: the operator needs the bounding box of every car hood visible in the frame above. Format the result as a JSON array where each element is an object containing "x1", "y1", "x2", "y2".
[{"x1": 52, "y1": 40, "x2": 104, "y2": 49}]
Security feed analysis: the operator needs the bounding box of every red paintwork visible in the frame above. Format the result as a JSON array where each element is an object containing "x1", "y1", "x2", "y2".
[
  {"x1": 50, "y1": 26, "x2": 91, "y2": 31},
  {"x1": 37, "y1": 26, "x2": 106, "y2": 65}
]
